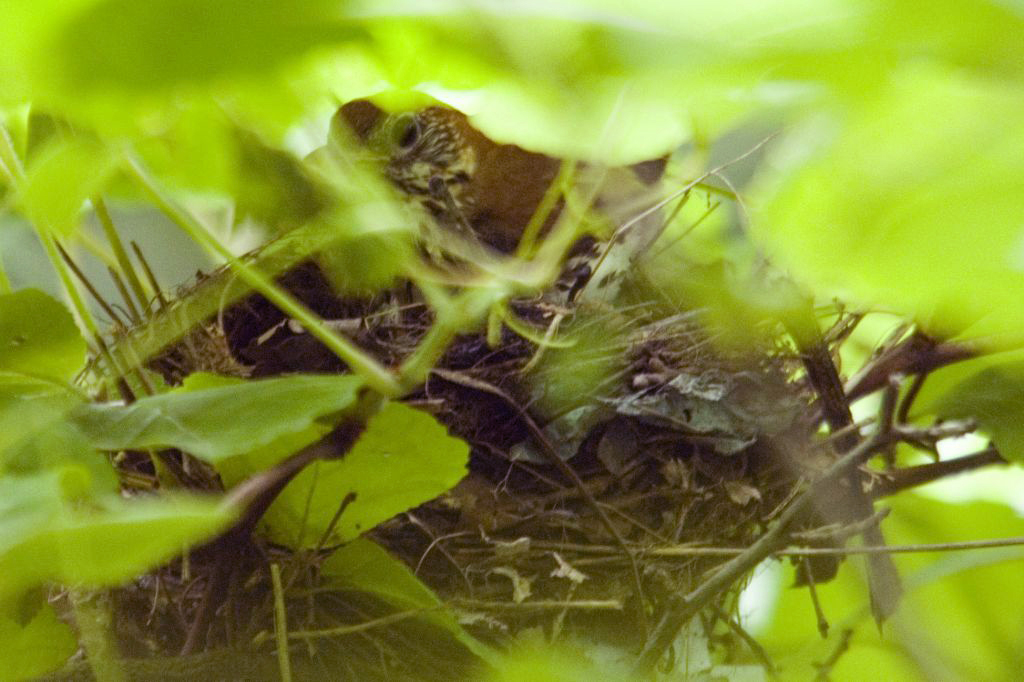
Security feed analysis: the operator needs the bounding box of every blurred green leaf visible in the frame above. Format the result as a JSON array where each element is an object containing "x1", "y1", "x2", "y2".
[
  {"x1": 263, "y1": 401, "x2": 468, "y2": 547},
  {"x1": 885, "y1": 495, "x2": 1024, "y2": 681},
  {"x1": 753, "y1": 492, "x2": 1024, "y2": 681},
  {"x1": 71, "y1": 373, "x2": 364, "y2": 461},
  {"x1": 315, "y1": 227, "x2": 414, "y2": 295},
  {"x1": 189, "y1": 374, "x2": 334, "y2": 488},
  {"x1": 482, "y1": 633, "x2": 633, "y2": 682},
  {"x1": 0, "y1": 469, "x2": 233, "y2": 605},
  {"x1": 0, "y1": 596, "x2": 77, "y2": 681},
  {"x1": 913, "y1": 351, "x2": 1024, "y2": 461},
  {"x1": 0, "y1": 375, "x2": 115, "y2": 491},
  {"x1": 754, "y1": 64, "x2": 1024, "y2": 340},
  {"x1": 18, "y1": 136, "x2": 117, "y2": 236},
  {"x1": 53, "y1": 0, "x2": 363, "y2": 93},
  {"x1": 323, "y1": 537, "x2": 493, "y2": 661},
  {"x1": 0, "y1": 289, "x2": 86, "y2": 381},
  {"x1": 232, "y1": 126, "x2": 330, "y2": 230}
]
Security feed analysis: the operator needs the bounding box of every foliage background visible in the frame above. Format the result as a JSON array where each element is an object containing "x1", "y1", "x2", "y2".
[{"x1": 2, "y1": 1, "x2": 1024, "y2": 680}]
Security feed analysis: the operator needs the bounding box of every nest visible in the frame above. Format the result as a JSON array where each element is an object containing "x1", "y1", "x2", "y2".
[{"x1": 89, "y1": 252, "x2": 827, "y2": 681}]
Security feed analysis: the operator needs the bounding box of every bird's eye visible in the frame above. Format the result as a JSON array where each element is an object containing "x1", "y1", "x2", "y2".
[{"x1": 392, "y1": 113, "x2": 420, "y2": 150}]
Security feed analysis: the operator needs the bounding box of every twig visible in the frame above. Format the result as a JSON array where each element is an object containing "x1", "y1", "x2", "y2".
[
  {"x1": 56, "y1": 241, "x2": 127, "y2": 328},
  {"x1": 131, "y1": 241, "x2": 169, "y2": 311},
  {"x1": 93, "y1": 195, "x2": 151, "y2": 308},
  {"x1": 813, "y1": 628, "x2": 853, "y2": 681},
  {"x1": 255, "y1": 608, "x2": 435, "y2": 643},
  {"x1": 712, "y1": 606, "x2": 778, "y2": 677},
  {"x1": 447, "y1": 598, "x2": 622, "y2": 611},
  {"x1": 845, "y1": 332, "x2": 976, "y2": 402},
  {"x1": 872, "y1": 447, "x2": 1006, "y2": 497},
  {"x1": 786, "y1": 304, "x2": 902, "y2": 624},
  {"x1": 801, "y1": 559, "x2": 829, "y2": 638},
  {"x1": 270, "y1": 563, "x2": 292, "y2": 682},
  {"x1": 107, "y1": 266, "x2": 142, "y2": 324},
  {"x1": 896, "y1": 373, "x2": 926, "y2": 425}
]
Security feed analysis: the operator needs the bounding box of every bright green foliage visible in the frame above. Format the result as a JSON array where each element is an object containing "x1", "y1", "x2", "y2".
[
  {"x1": 72, "y1": 373, "x2": 364, "y2": 462},
  {"x1": 0, "y1": 469, "x2": 233, "y2": 606},
  {"x1": 755, "y1": 65, "x2": 1024, "y2": 340},
  {"x1": 0, "y1": 291, "x2": 113, "y2": 487},
  {"x1": 0, "y1": 375, "x2": 115, "y2": 491},
  {"x1": 0, "y1": 289, "x2": 85, "y2": 381},
  {"x1": 0, "y1": 0, "x2": 1023, "y2": 679},
  {"x1": 753, "y1": 493, "x2": 1024, "y2": 681},
  {"x1": 54, "y1": 0, "x2": 363, "y2": 93},
  {"x1": 890, "y1": 496, "x2": 1024, "y2": 681},
  {"x1": 18, "y1": 137, "x2": 117, "y2": 236},
  {"x1": 0, "y1": 596, "x2": 77, "y2": 681},
  {"x1": 260, "y1": 401, "x2": 468, "y2": 548}
]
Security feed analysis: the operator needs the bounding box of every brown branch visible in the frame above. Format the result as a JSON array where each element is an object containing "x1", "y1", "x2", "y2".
[
  {"x1": 872, "y1": 448, "x2": 1006, "y2": 498},
  {"x1": 785, "y1": 307, "x2": 902, "y2": 624},
  {"x1": 845, "y1": 331, "x2": 977, "y2": 403}
]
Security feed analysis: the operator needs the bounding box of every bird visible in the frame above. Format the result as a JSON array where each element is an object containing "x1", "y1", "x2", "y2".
[{"x1": 331, "y1": 99, "x2": 668, "y2": 301}]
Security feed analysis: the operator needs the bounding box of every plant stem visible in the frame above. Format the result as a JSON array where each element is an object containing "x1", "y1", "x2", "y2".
[
  {"x1": 92, "y1": 195, "x2": 152, "y2": 307},
  {"x1": 270, "y1": 563, "x2": 293, "y2": 682},
  {"x1": 70, "y1": 589, "x2": 125, "y2": 682},
  {"x1": 0, "y1": 123, "x2": 109, "y2": 353},
  {"x1": 123, "y1": 155, "x2": 401, "y2": 397}
]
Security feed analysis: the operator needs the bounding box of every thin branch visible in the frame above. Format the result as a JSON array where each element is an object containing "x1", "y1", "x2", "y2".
[
  {"x1": 93, "y1": 195, "x2": 152, "y2": 308},
  {"x1": 447, "y1": 599, "x2": 623, "y2": 611},
  {"x1": 124, "y1": 156, "x2": 401, "y2": 397},
  {"x1": 872, "y1": 448, "x2": 1006, "y2": 497},
  {"x1": 713, "y1": 606, "x2": 778, "y2": 677},
  {"x1": 270, "y1": 563, "x2": 293, "y2": 682},
  {"x1": 813, "y1": 628, "x2": 853, "y2": 681},
  {"x1": 845, "y1": 332, "x2": 976, "y2": 402}
]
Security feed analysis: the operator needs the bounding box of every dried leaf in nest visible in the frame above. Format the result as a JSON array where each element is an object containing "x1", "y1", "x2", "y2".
[{"x1": 611, "y1": 367, "x2": 803, "y2": 456}]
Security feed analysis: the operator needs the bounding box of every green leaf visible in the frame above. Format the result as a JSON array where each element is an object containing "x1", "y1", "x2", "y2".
[
  {"x1": 882, "y1": 495, "x2": 1024, "y2": 681},
  {"x1": 754, "y1": 64, "x2": 1024, "y2": 340},
  {"x1": 0, "y1": 470, "x2": 234, "y2": 605},
  {"x1": 0, "y1": 289, "x2": 86, "y2": 381},
  {"x1": 315, "y1": 227, "x2": 415, "y2": 295},
  {"x1": 0, "y1": 374, "x2": 115, "y2": 490},
  {"x1": 0, "y1": 597, "x2": 77, "y2": 681},
  {"x1": 753, "y1": 492, "x2": 1024, "y2": 681},
  {"x1": 18, "y1": 136, "x2": 117, "y2": 236},
  {"x1": 323, "y1": 537, "x2": 441, "y2": 609},
  {"x1": 263, "y1": 401, "x2": 468, "y2": 547},
  {"x1": 71, "y1": 373, "x2": 364, "y2": 462},
  {"x1": 322, "y1": 537, "x2": 494, "y2": 661},
  {"x1": 232, "y1": 126, "x2": 330, "y2": 231}
]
